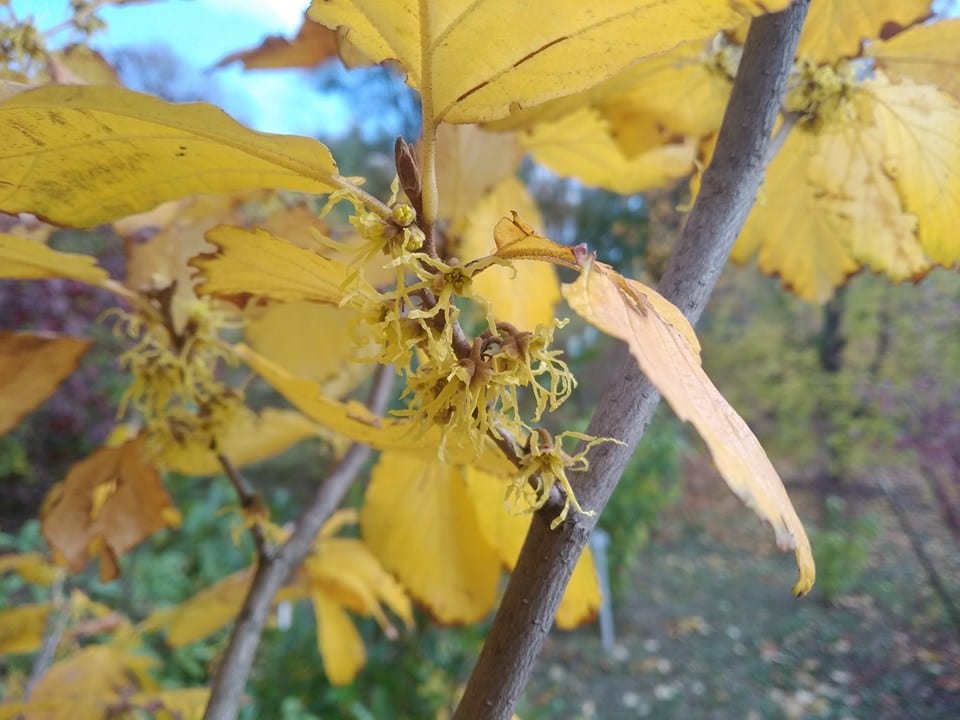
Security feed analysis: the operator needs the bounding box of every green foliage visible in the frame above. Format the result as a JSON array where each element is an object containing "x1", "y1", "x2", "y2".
[{"x1": 812, "y1": 496, "x2": 880, "y2": 603}]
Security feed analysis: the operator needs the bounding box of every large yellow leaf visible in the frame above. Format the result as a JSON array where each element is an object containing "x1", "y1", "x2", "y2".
[
  {"x1": 0, "y1": 85, "x2": 339, "y2": 226},
  {"x1": 464, "y1": 468, "x2": 600, "y2": 628},
  {"x1": 435, "y1": 123, "x2": 523, "y2": 227},
  {"x1": 0, "y1": 603, "x2": 51, "y2": 655},
  {"x1": 236, "y1": 344, "x2": 515, "y2": 472},
  {"x1": 41, "y1": 437, "x2": 178, "y2": 581},
  {"x1": 796, "y1": 0, "x2": 931, "y2": 63},
  {"x1": 735, "y1": 127, "x2": 860, "y2": 303},
  {"x1": 308, "y1": 0, "x2": 788, "y2": 125},
  {"x1": 192, "y1": 225, "x2": 373, "y2": 306},
  {"x1": 0, "y1": 331, "x2": 91, "y2": 435},
  {"x1": 0, "y1": 233, "x2": 111, "y2": 287},
  {"x1": 562, "y1": 261, "x2": 814, "y2": 596},
  {"x1": 159, "y1": 408, "x2": 320, "y2": 476},
  {"x1": 868, "y1": 18, "x2": 960, "y2": 99},
  {"x1": 140, "y1": 568, "x2": 253, "y2": 647},
  {"x1": 859, "y1": 77, "x2": 960, "y2": 265},
  {"x1": 313, "y1": 590, "x2": 367, "y2": 685},
  {"x1": 361, "y1": 453, "x2": 501, "y2": 623},
  {"x1": 522, "y1": 107, "x2": 696, "y2": 194},
  {"x1": 459, "y1": 177, "x2": 560, "y2": 329}
]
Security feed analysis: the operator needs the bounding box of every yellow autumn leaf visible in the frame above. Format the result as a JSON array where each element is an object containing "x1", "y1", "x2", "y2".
[
  {"x1": 0, "y1": 85, "x2": 339, "y2": 226},
  {"x1": 735, "y1": 126, "x2": 861, "y2": 303},
  {"x1": 42, "y1": 437, "x2": 178, "y2": 581},
  {"x1": 0, "y1": 331, "x2": 91, "y2": 436},
  {"x1": 435, "y1": 123, "x2": 523, "y2": 228},
  {"x1": 140, "y1": 568, "x2": 253, "y2": 647},
  {"x1": 561, "y1": 261, "x2": 814, "y2": 596},
  {"x1": 159, "y1": 408, "x2": 320, "y2": 476},
  {"x1": 0, "y1": 233, "x2": 112, "y2": 287},
  {"x1": 313, "y1": 591, "x2": 367, "y2": 685},
  {"x1": 868, "y1": 17, "x2": 960, "y2": 99},
  {"x1": 362, "y1": 452, "x2": 501, "y2": 623},
  {"x1": 192, "y1": 226, "x2": 373, "y2": 306},
  {"x1": 796, "y1": 0, "x2": 931, "y2": 63},
  {"x1": 521, "y1": 107, "x2": 696, "y2": 194},
  {"x1": 244, "y1": 301, "x2": 369, "y2": 388},
  {"x1": 0, "y1": 552, "x2": 59, "y2": 586},
  {"x1": 128, "y1": 688, "x2": 210, "y2": 720},
  {"x1": 46, "y1": 44, "x2": 122, "y2": 86},
  {"x1": 858, "y1": 76, "x2": 960, "y2": 266},
  {"x1": 307, "y1": 0, "x2": 788, "y2": 125},
  {"x1": 464, "y1": 467, "x2": 601, "y2": 628},
  {"x1": 459, "y1": 177, "x2": 561, "y2": 329},
  {"x1": 0, "y1": 603, "x2": 51, "y2": 655},
  {"x1": 235, "y1": 344, "x2": 515, "y2": 472}
]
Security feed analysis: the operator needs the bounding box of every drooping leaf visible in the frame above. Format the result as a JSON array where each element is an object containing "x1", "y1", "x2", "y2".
[
  {"x1": 561, "y1": 261, "x2": 814, "y2": 596},
  {"x1": 41, "y1": 437, "x2": 179, "y2": 581},
  {"x1": 0, "y1": 233, "x2": 112, "y2": 287},
  {"x1": 868, "y1": 17, "x2": 960, "y2": 99},
  {"x1": 521, "y1": 107, "x2": 696, "y2": 194},
  {"x1": 308, "y1": 0, "x2": 789, "y2": 125},
  {"x1": 215, "y1": 15, "x2": 340, "y2": 70},
  {"x1": 459, "y1": 177, "x2": 561, "y2": 328},
  {"x1": 139, "y1": 568, "x2": 253, "y2": 647},
  {"x1": 0, "y1": 603, "x2": 51, "y2": 655},
  {"x1": 464, "y1": 467, "x2": 601, "y2": 628},
  {"x1": 858, "y1": 76, "x2": 960, "y2": 265},
  {"x1": 362, "y1": 453, "x2": 501, "y2": 623},
  {"x1": 313, "y1": 591, "x2": 367, "y2": 685},
  {"x1": 0, "y1": 85, "x2": 340, "y2": 226},
  {"x1": 0, "y1": 331, "x2": 91, "y2": 435},
  {"x1": 159, "y1": 408, "x2": 320, "y2": 476},
  {"x1": 796, "y1": 0, "x2": 931, "y2": 63},
  {"x1": 192, "y1": 225, "x2": 373, "y2": 306}
]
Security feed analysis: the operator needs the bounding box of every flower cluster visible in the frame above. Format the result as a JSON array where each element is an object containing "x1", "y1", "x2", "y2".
[{"x1": 785, "y1": 59, "x2": 857, "y2": 130}]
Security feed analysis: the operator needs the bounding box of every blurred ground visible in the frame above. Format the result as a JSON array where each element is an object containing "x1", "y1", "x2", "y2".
[{"x1": 526, "y1": 456, "x2": 960, "y2": 720}]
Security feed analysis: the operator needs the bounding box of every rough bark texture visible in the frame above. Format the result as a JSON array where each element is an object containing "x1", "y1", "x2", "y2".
[
  {"x1": 453, "y1": 4, "x2": 811, "y2": 719},
  {"x1": 202, "y1": 367, "x2": 394, "y2": 720}
]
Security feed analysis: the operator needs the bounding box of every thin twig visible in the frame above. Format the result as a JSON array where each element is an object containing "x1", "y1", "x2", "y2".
[
  {"x1": 218, "y1": 453, "x2": 272, "y2": 561},
  {"x1": 454, "y1": 4, "x2": 811, "y2": 719},
  {"x1": 25, "y1": 575, "x2": 68, "y2": 698},
  {"x1": 202, "y1": 364, "x2": 395, "y2": 720}
]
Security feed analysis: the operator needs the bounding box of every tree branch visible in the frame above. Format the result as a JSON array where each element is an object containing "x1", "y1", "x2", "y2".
[
  {"x1": 203, "y1": 364, "x2": 395, "y2": 720},
  {"x1": 219, "y1": 453, "x2": 272, "y2": 561},
  {"x1": 453, "y1": 4, "x2": 810, "y2": 719}
]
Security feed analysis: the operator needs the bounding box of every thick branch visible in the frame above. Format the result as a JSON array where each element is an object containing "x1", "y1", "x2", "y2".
[
  {"x1": 203, "y1": 365, "x2": 395, "y2": 720},
  {"x1": 453, "y1": 4, "x2": 810, "y2": 719}
]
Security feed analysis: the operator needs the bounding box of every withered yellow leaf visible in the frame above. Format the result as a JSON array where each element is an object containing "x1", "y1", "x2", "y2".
[
  {"x1": 464, "y1": 467, "x2": 600, "y2": 628},
  {"x1": 0, "y1": 331, "x2": 91, "y2": 436},
  {"x1": 159, "y1": 408, "x2": 320, "y2": 476},
  {"x1": 459, "y1": 177, "x2": 560, "y2": 329},
  {"x1": 0, "y1": 552, "x2": 59, "y2": 586},
  {"x1": 736, "y1": 127, "x2": 860, "y2": 303},
  {"x1": 859, "y1": 77, "x2": 960, "y2": 266},
  {"x1": 46, "y1": 44, "x2": 122, "y2": 86},
  {"x1": 216, "y1": 15, "x2": 340, "y2": 70},
  {"x1": 0, "y1": 233, "x2": 111, "y2": 287},
  {"x1": 797, "y1": 0, "x2": 931, "y2": 63},
  {"x1": 193, "y1": 226, "x2": 371, "y2": 306},
  {"x1": 0, "y1": 85, "x2": 339, "y2": 226},
  {"x1": 313, "y1": 591, "x2": 367, "y2": 685},
  {"x1": 435, "y1": 123, "x2": 523, "y2": 227},
  {"x1": 562, "y1": 262, "x2": 814, "y2": 596},
  {"x1": 0, "y1": 603, "x2": 51, "y2": 655},
  {"x1": 308, "y1": 0, "x2": 788, "y2": 125},
  {"x1": 868, "y1": 18, "x2": 960, "y2": 99},
  {"x1": 522, "y1": 107, "x2": 695, "y2": 194},
  {"x1": 140, "y1": 568, "x2": 253, "y2": 647},
  {"x1": 362, "y1": 453, "x2": 501, "y2": 623},
  {"x1": 492, "y1": 213, "x2": 585, "y2": 270},
  {"x1": 42, "y1": 437, "x2": 178, "y2": 581}
]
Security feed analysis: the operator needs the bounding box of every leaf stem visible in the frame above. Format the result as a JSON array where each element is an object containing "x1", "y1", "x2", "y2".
[
  {"x1": 218, "y1": 453, "x2": 272, "y2": 561},
  {"x1": 453, "y1": 4, "x2": 811, "y2": 719}
]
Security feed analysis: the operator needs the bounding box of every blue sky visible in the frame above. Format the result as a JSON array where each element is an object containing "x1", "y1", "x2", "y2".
[{"x1": 18, "y1": 0, "x2": 352, "y2": 136}]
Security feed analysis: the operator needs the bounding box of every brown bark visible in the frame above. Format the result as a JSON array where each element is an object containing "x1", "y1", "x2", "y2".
[{"x1": 453, "y1": 4, "x2": 811, "y2": 718}]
